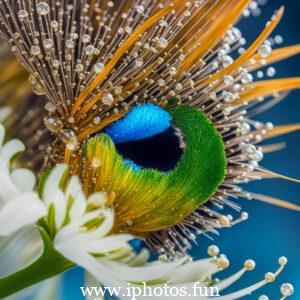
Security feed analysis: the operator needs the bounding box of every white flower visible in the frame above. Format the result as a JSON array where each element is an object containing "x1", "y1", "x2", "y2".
[
  {"x1": 0, "y1": 127, "x2": 135, "y2": 275},
  {"x1": 0, "y1": 124, "x2": 46, "y2": 235},
  {"x1": 0, "y1": 124, "x2": 130, "y2": 252},
  {"x1": 0, "y1": 124, "x2": 62, "y2": 299},
  {"x1": 42, "y1": 163, "x2": 134, "y2": 257},
  {"x1": 0, "y1": 160, "x2": 133, "y2": 258},
  {"x1": 0, "y1": 128, "x2": 134, "y2": 298}
]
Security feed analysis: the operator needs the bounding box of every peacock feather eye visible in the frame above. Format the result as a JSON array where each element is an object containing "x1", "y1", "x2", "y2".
[
  {"x1": 83, "y1": 103, "x2": 226, "y2": 234},
  {"x1": 0, "y1": 0, "x2": 300, "y2": 256}
]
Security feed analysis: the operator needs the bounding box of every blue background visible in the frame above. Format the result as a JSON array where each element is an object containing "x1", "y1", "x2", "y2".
[{"x1": 61, "y1": 1, "x2": 300, "y2": 299}]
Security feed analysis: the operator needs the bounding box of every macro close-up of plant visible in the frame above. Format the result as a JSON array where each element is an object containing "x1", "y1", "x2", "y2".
[{"x1": 0, "y1": 0, "x2": 299, "y2": 299}]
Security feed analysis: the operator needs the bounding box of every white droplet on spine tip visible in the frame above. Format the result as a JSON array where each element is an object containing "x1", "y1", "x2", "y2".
[
  {"x1": 101, "y1": 92, "x2": 114, "y2": 106},
  {"x1": 258, "y1": 44, "x2": 272, "y2": 58},
  {"x1": 18, "y1": 10, "x2": 29, "y2": 21},
  {"x1": 36, "y1": 2, "x2": 50, "y2": 15},
  {"x1": 280, "y1": 283, "x2": 294, "y2": 296},
  {"x1": 207, "y1": 245, "x2": 219, "y2": 257},
  {"x1": 31, "y1": 45, "x2": 41, "y2": 56}
]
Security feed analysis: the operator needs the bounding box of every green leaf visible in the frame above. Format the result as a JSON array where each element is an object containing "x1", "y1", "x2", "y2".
[
  {"x1": 47, "y1": 203, "x2": 57, "y2": 238},
  {"x1": 0, "y1": 227, "x2": 74, "y2": 298}
]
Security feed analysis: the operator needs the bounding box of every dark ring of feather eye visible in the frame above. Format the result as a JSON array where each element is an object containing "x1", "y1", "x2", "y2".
[{"x1": 105, "y1": 103, "x2": 184, "y2": 172}]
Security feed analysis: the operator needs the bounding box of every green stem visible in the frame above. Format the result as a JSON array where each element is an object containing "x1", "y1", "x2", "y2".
[{"x1": 0, "y1": 227, "x2": 74, "y2": 299}]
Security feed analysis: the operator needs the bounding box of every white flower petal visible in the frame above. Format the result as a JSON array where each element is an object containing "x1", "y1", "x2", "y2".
[
  {"x1": 215, "y1": 268, "x2": 247, "y2": 291},
  {"x1": 65, "y1": 175, "x2": 81, "y2": 197},
  {"x1": 0, "y1": 226, "x2": 42, "y2": 276},
  {"x1": 0, "y1": 124, "x2": 5, "y2": 147},
  {"x1": 55, "y1": 245, "x2": 125, "y2": 288},
  {"x1": 54, "y1": 210, "x2": 102, "y2": 243},
  {"x1": 0, "y1": 139, "x2": 25, "y2": 163},
  {"x1": 57, "y1": 234, "x2": 132, "y2": 254},
  {"x1": 11, "y1": 168, "x2": 36, "y2": 192},
  {"x1": 0, "y1": 157, "x2": 9, "y2": 176},
  {"x1": 56, "y1": 243, "x2": 188, "y2": 285},
  {"x1": 70, "y1": 190, "x2": 86, "y2": 221},
  {"x1": 0, "y1": 166, "x2": 19, "y2": 203},
  {"x1": 55, "y1": 208, "x2": 114, "y2": 245},
  {"x1": 75, "y1": 209, "x2": 115, "y2": 241},
  {"x1": 66, "y1": 176, "x2": 86, "y2": 221},
  {"x1": 5, "y1": 277, "x2": 61, "y2": 300},
  {"x1": 0, "y1": 192, "x2": 46, "y2": 236},
  {"x1": 87, "y1": 192, "x2": 107, "y2": 207},
  {"x1": 103, "y1": 246, "x2": 134, "y2": 262},
  {"x1": 167, "y1": 258, "x2": 218, "y2": 284},
  {"x1": 43, "y1": 164, "x2": 68, "y2": 206},
  {"x1": 52, "y1": 189, "x2": 67, "y2": 230},
  {"x1": 0, "y1": 107, "x2": 12, "y2": 123},
  {"x1": 95, "y1": 257, "x2": 188, "y2": 282},
  {"x1": 32, "y1": 276, "x2": 62, "y2": 300},
  {"x1": 126, "y1": 248, "x2": 150, "y2": 267}
]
